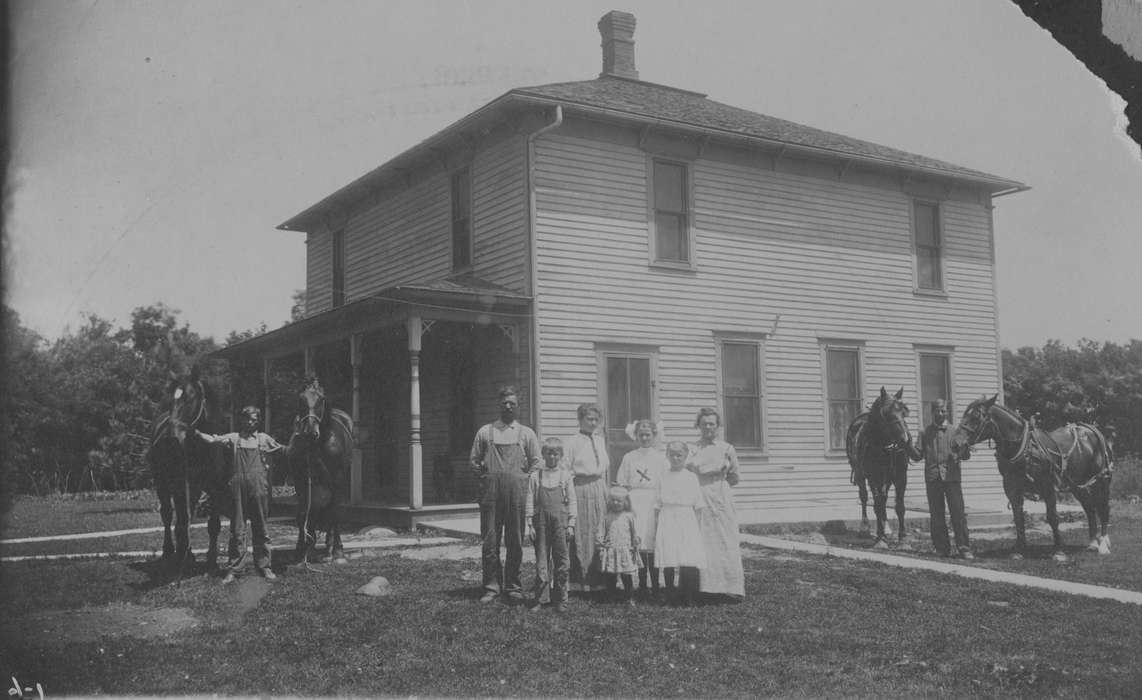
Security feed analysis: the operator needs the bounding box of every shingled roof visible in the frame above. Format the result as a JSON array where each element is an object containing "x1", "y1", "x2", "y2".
[{"x1": 512, "y1": 75, "x2": 1023, "y2": 191}]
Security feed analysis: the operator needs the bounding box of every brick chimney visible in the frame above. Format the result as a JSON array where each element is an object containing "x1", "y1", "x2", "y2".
[{"x1": 598, "y1": 10, "x2": 638, "y2": 80}]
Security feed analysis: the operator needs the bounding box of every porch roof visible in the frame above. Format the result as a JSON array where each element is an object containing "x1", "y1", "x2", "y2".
[{"x1": 213, "y1": 275, "x2": 531, "y2": 362}]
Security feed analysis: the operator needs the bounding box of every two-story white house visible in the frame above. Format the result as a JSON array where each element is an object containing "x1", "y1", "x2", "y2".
[{"x1": 217, "y1": 11, "x2": 1027, "y2": 528}]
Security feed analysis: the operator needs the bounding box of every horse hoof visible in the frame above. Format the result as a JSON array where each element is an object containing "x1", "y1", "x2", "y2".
[
  {"x1": 872, "y1": 539, "x2": 890, "y2": 550},
  {"x1": 895, "y1": 541, "x2": 912, "y2": 551},
  {"x1": 1098, "y1": 537, "x2": 1111, "y2": 555}
]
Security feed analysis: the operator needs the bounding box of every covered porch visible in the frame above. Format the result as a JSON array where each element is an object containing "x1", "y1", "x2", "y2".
[{"x1": 215, "y1": 277, "x2": 533, "y2": 529}]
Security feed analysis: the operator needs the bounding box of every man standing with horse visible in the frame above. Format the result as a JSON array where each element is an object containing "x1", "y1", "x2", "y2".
[
  {"x1": 197, "y1": 405, "x2": 286, "y2": 583},
  {"x1": 912, "y1": 399, "x2": 973, "y2": 559},
  {"x1": 469, "y1": 385, "x2": 541, "y2": 604}
]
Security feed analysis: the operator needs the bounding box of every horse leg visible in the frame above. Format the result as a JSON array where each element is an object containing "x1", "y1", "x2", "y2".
[
  {"x1": 172, "y1": 481, "x2": 194, "y2": 569},
  {"x1": 872, "y1": 484, "x2": 889, "y2": 549},
  {"x1": 893, "y1": 466, "x2": 908, "y2": 544},
  {"x1": 1044, "y1": 491, "x2": 1067, "y2": 562},
  {"x1": 158, "y1": 486, "x2": 175, "y2": 561},
  {"x1": 329, "y1": 504, "x2": 347, "y2": 563},
  {"x1": 1002, "y1": 470, "x2": 1026, "y2": 560},
  {"x1": 858, "y1": 478, "x2": 871, "y2": 535},
  {"x1": 1073, "y1": 489, "x2": 1100, "y2": 552}
]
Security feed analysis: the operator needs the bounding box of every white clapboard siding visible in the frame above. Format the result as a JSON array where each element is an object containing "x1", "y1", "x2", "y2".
[
  {"x1": 306, "y1": 136, "x2": 530, "y2": 315},
  {"x1": 532, "y1": 128, "x2": 1005, "y2": 521}
]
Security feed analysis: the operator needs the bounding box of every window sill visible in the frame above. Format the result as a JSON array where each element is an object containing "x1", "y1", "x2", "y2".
[
  {"x1": 913, "y1": 287, "x2": 948, "y2": 300},
  {"x1": 649, "y1": 260, "x2": 698, "y2": 274},
  {"x1": 823, "y1": 449, "x2": 849, "y2": 460}
]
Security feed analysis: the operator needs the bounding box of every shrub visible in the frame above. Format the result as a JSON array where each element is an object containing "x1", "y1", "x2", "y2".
[{"x1": 1111, "y1": 454, "x2": 1142, "y2": 501}]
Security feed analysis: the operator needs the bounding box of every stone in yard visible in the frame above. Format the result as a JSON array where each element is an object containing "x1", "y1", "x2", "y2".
[
  {"x1": 358, "y1": 526, "x2": 398, "y2": 538},
  {"x1": 355, "y1": 576, "x2": 393, "y2": 597}
]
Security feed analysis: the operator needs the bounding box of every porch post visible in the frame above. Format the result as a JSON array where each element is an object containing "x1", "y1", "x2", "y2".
[
  {"x1": 303, "y1": 346, "x2": 314, "y2": 378},
  {"x1": 407, "y1": 316, "x2": 424, "y2": 510},
  {"x1": 262, "y1": 358, "x2": 272, "y2": 435},
  {"x1": 349, "y1": 333, "x2": 363, "y2": 504}
]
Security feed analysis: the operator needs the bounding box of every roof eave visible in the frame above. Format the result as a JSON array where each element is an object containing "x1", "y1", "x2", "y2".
[{"x1": 510, "y1": 91, "x2": 1028, "y2": 195}]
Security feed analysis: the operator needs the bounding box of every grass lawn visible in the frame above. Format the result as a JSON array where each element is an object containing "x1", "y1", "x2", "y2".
[{"x1": 3, "y1": 494, "x2": 1142, "y2": 697}]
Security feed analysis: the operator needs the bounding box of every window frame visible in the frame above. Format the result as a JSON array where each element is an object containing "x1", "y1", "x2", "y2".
[
  {"x1": 820, "y1": 340, "x2": 865, "y2": 455},
  {"x1": 596, "y1": 343, "x2": 660, "y2": 479},
  {"x1": 915, "y1": 346, "x2": 955, "y2": 428},
  {"x1": 331, "y1": 228, "x2": 346, "y2": 308},
  {"x1": 646, "y1": 156, "x2": 695, "y2": 269},
  {"x1": 450, "y1": 166, "x2": 473, "y2": 272},
  {"x1": 911, "y1": 199, "x2": 945, "y2": 294},
  {"x1": 714, "y1": 333, "x2": 767, "y2": 452}
]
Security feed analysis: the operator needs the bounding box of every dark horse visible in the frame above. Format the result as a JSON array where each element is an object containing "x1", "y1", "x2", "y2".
[
  {"x1": 148, "y1": 366, "x2": 226, "y2": 570},
  {"x1": 289, "y1": 377, "x2": 354, "y2": 565},
  {"x1": 950, "y1": 395, "x2": 1114, "y2": 560},
  {"x1": 846, "y1": 387, "x2": 914, "y2": 548}
]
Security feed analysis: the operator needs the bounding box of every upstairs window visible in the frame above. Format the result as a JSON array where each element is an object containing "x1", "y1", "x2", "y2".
[
  {"x1": 451, "y1": 168, "x2": 472, "y2": 270},
  {"x1": 331, "y1": 228, "x2": 345, "y2": 308},
  {"x1": 651, "y1": 159, "x2": 690, "y2": 265},
  {"x1": 914, "y1": 201, "x2": 942, "y2": 291},
  {"x1": 720, "y1": 339, "x2": 764, "y2": 449},
  {"x1": 824, "y1": 345, "x2": 862, "y2": 451}
]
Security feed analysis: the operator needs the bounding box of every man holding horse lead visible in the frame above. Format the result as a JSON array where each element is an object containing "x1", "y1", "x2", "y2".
[
  {"x1": 469, "y1": 385, "x2": 541, "y2": 604},
  {"x1": 911, "y1": 399, "x2": 973, "y2": 559},
  {"x1": 197, "y1": 405, "x2": 286, "y2": 583}
]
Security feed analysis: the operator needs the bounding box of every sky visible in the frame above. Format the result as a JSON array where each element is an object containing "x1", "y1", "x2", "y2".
[{"x1": 7, "y1": 0, "x2": 1142, "y2": 350}]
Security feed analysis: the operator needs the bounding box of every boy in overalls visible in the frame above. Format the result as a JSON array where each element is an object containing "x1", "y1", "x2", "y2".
[
  {"x1": 197, "y1": 406, "x2": 286, "y2": 583},
  {"x1": 468, "y1": 386, "x2": 541, "y2": 603},
  {"x1": 525, "y1": 437, "x2": 578, "y2": 612}
]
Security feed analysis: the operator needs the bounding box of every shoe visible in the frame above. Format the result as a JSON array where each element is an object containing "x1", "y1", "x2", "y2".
[
  {"x1": 506, "y1": 591, "x2": 525, "y2": 604},
  {"x1": 479, "y1": 591, "x2": 498, "y2": 604},
  {"x1": 222, "y1": 572, "x2": 236, "y2": 585},
  {"x1": 261, "y1": 569, "x2": 277, "y2": 581}
]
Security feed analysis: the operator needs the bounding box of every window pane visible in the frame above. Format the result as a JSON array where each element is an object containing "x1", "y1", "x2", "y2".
[
  {"x1": 655, "y1": 213, "x2": 687, "y2": 262},
  {"x1": 723, "y1": 343, "x2": 758, "y2": 395},
  {"x1": 452, "y1": 219, "x2": 471, "y2": 269},
  {"x1": 828, "y1": 400, "x2": 861, "y2": 450},
  {"x1": 919, "y1": 354, "x2": 951, "y2": 425},
  {"x1": 606, "y1": 356, "x2": 629, "y2": 431},
  {"x1": 725, "y1": 396, "x2": 759, "y2": 447},
  {"x1": 452, "y1": 169, "x2": 470, "y2": 218},
  {"x1": 917, "y1": 246, "x2": 940, "y2": 289},
  {"x1": 826, "y1": 349, "x2": 859, "y2": 400},
  {"x1": 654, "y1": 161, "x2": 685, "y2": 212},
  {"x1": 628, "y1": 358, "x2": 651, "y2": 420},
  {"x1": 914, "y1": 202, "x2": 938, "y2": 246}
]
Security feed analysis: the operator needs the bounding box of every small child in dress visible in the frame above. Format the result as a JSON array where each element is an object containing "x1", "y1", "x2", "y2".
[
  {"x1": 525, "y1": 437, "x2": 577, "y2": 613},
  {"x1": 595, "y1": 486, "x2": 641, "y2": 605},
  {"x1": 654, "y1": 441, "x2": 707, "y2": 606}
]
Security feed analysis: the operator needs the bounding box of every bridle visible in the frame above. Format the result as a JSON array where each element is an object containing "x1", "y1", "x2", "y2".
[
  {"x1": 295, "y1": 385, "x2": 326, "y2": 440},
  {"x1": 874, "y1": 400, "x2": 912, "y2": 451},
  {"x1": 169, "y1": 381, "x2": 206, "y2": 435}
]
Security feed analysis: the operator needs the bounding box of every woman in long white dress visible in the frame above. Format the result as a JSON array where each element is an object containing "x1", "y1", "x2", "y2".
[
  {"x1": 615, "y1": 419, "x2": 668, "y2": 597},
  {"x1": 686, "y1": 407, "x2": 745, "y2": 600}
]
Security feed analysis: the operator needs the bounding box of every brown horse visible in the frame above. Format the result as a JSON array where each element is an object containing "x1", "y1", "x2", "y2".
[
  {"x1": 289, "y1": 377, "x2": 354, "y2": 565},
  {"x1": 950, "y1": 395, "x2": 1114, "y2": 560},
  {"x1": 846, "y1": 387, "x2": 914, "y2": 548},
  {"x1": 148, "y1": 365, "x2": 226, "y2": 571}
]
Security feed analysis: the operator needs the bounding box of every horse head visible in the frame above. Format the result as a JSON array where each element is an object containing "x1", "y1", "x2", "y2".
[
  {"x1": 295, "y1": 376, "x2": 327, "y2": 442},
  {"x1": 870, "y1": 386, "x2": 912, "y2": 448},
  {"x1": 167, "y1": 366, "x2": 209, "y2": 445},
  {"x1": 950, "y1": 394, "x2": 999, "y2": 456}
]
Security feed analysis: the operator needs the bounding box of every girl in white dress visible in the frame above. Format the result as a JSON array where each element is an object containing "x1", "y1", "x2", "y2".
[
  {"x1": 654, "y1": 441, "x2": 706, "y2": 606},
  {"x1": 615, "y1": 419, "x2": 668, "y2": 598}
]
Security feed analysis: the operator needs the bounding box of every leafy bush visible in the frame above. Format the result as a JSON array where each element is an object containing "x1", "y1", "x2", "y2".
[{"x1": 1111, "y1": 454, "x2": 1142, "y2": 501}]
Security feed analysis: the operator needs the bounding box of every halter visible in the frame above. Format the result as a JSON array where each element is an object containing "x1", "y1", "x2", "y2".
[
  {"x1": 295, "y1": 385, "x2": 327, "y2": 440},
  {"x1": 166, "y1": 380, "x2": 207, "y2": 436}
]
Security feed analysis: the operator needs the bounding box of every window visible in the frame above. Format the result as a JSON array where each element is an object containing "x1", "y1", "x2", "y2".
[
  {"x1": 918, "y1": 352, "x2": 952, "y2": 426},
  {"x1": 331, "y1": 229, "x2": 345, "y2": 308},
  {"x1": 651, "y1": 159, "x2": 690, "y2": 264},
  {"x1": 913, "y1": 201, "x2": 942, "y2": 290},
  {"x1": 597, "y1": 345, "x2": 658, "y2": 480},
  {"x1": 824, "y1": 345, "x2": 862, "y2": 451},
  {"x1": 720, "y1": 339, "x2": 764, "y2": 449},
  {"x1": 451, "y1": 168, "x2": 472, "y2": 270}
]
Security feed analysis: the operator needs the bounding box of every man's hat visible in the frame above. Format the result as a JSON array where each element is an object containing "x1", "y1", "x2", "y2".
[{"x1": 931, "y1": 399, "x2": 947, "y2": 410}]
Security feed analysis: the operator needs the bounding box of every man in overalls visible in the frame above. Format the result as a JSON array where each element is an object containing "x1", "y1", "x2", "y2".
[
  {"x1": 469, "y1": 385, "x2": 541, "y2": 604},
  {"x1": 198, "y1": 406, "x2": 286, "y2": 583}
]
